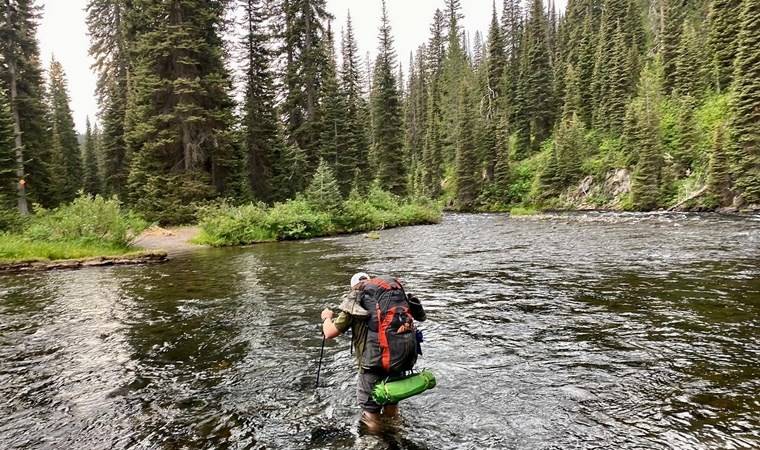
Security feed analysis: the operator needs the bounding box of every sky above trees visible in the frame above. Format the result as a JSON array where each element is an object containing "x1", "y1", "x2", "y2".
[{"x1": 38, "y1": 0, "x2": 566, "y2": 133}]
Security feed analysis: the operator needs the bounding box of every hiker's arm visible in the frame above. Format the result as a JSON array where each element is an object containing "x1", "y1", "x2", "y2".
[
  {"x1": 322, "y1": 309, "x2": 350, "y2": 339},
  {"x1": 408, "y1": 294, "x2": 426, "y2": 322}
]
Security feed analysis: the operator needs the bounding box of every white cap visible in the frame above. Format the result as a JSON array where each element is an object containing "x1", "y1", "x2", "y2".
[{"x1": 351, "y1": 272, "x2": 370, "y2": 288}]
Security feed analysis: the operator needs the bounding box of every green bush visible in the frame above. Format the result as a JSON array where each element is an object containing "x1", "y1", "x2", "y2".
[
  {"x1": 265, "y1": 199, "x2": 334, "y2": 239},
  {"x1": 24, "y1": 194, "x2": 147, "y2": 247},
  {"x1": 0, "y1": 206, "x2": 26, "y2": 233},
  {"x1": 195, "y1": 201, "x2": 274, "y2": 246},
  {"x1": 197, "y1": 188, "x2": 442, "y2": 247}
]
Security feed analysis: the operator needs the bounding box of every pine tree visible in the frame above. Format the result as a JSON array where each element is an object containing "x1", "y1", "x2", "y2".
[
  {"x1": 707, "y1": 125, "x2": 731, "y2": 206},
  {"x1": 455, "y1": 78, "x2": 479, "y2": 210},
  {"x1": 0, "y1": 0, "x2": 52, "y2": 209},
  {"x1": 731, "y1": 0, "x2": 760, "y2": 205},
  {"x1": 47, "y1": 58, "x2": 82, "y2": 203},
  {"x1": 0, "y1": 89, "x2": 16, "y2": 207},
  {"x1": 82, "y1": 117, "x2": 100, "y2": 195},
  {"x1": 125, "y1": 0, "x2": 244, "y2": 223},
  {"x1": 370, "y1": 0, "x2": 405, "y2": 195},
  {"x1": 708, "y1": 0, "x2": 742, "y2": 92},
  {"x1": 86, "y1": 0, "x2": 130, "y2": 198},
  {"x1": 674, "y1": 21, "x2": 708, "y2": 98},
  {"x1": 339, "y1": 12, "x2": 370, "y2": 195},
  {"x1": 304, "y1": 158, "x2": 342, "y2": 213}
]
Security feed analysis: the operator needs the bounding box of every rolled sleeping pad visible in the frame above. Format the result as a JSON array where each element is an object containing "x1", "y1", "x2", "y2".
[{"x1": 371, "y1": 369, "x2": 437, "y2": 405}]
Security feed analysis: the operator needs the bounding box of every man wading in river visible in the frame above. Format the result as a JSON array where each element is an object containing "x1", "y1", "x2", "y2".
[{"x1": 321, "y1": 273, "x2": 426, "y2": 432}]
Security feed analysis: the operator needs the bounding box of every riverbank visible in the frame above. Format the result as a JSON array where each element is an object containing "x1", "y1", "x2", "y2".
[{"x1": 0, "y1": 250, "x2": 167, "y2": 273}]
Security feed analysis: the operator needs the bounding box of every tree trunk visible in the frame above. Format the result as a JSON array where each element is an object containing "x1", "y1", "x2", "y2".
[{"x1": 4, "y1": 0, "x2": 29, "y2": 215}]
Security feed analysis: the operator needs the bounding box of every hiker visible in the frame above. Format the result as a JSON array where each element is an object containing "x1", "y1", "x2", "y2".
[{"x1": 321, "y1": 272, "x2": 426, "y2": 432}]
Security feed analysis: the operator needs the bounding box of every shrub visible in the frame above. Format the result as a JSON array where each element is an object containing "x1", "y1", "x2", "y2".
[
  {"x1": 24, "y1": 194, "x2": 147, "y2": 247},
  {"x1": 265, "y1": 199, "x2": 333, "y2": 239},
  {"x1": 0, "y1": 206, "x2": 26, "y2": 233},
  {"x1": 195, "y1": 201, "x2": 273, "y2": 246},
  {"x1": 197, "y1": 188, "x2": 442, "y2": 246}
]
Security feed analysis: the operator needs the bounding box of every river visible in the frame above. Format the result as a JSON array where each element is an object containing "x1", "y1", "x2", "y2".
[{"x1": 1, "y1": 212, "x2": 758, "y2": 449}]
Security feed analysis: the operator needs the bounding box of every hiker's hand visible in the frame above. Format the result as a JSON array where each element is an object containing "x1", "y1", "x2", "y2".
[{"x1": 321, "y1": 308, "x2": 334, "y2": 321}]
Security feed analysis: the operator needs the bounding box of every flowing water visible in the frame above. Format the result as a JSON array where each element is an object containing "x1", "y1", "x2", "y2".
[{"x1": 1, "y1": 213, "x2": 759, "y2": 450}]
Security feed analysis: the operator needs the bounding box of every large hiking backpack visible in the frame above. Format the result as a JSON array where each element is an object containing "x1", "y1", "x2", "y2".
[{"x1": 358, "y1": 276, "x2": 418, "y2": 374}]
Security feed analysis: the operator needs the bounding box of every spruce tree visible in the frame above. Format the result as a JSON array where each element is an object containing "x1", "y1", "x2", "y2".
[
  {"x1": 402, "y1": 48, "x2": 427, "y2": 192},
  {"x1": 538, "y1": 144, "x2": 562, "y2": 200},
  {"x1": 318, "y1": 24, "x2": 344, "y2": 170},
  {"x1": 455, "y1": 78, "x2": 479, "y2": 210},
  {"x1": 484, "y1": 1, "x2": 507, "y2": 181},
  {"x1": 86, "y1": 0, "x2": 130, "y2": 198},
  {"x1": 125, "y1": 0, "x2": 244, "y2": 223},
  {"x1": 441, "y1": 0, "x2": 468, "y2": 164},
  {"x1": 0, "y1": 0, "x2": 52, "y2": 208},
  {"x1": 421, "y1": 10, "x2": 446, "y2": 197},
  {"x1": 501, "y1": 0, "x2": 522, "y2": 60},
  {"x1": 304, "y1": 158, "x2": 342, "y2": 213},
  {"x1": 661, "y1": 0, "x2": 687, "y2": 94},
  {"x1": 674, "y1": 21, "x2": 708, "y2": 98},
  {"x1": 82, "y1": 117, "x2": 100, "y2": 195},
  {"x1": 598, "y1": 25, "x2": 631, "y2": 133},
  {"x1": 339, "y1": 12, "x2": 370, "y2": 195},
  {"x1": 47, "y1": 58, "x2": 82, "y2": 204},
  {"x1": 240, "y1": 0, "x2": 284, "y2": 203},
  {"x1": 707, "y1": 125, "x2": 731, "y2": 207},
  {"x1": 630, "y1": 62, "x2": 664, "y2": 211},
  {"x1": 370, "y1": 0, "x2": 405, "y2": 195},
  {"x1": 518, "y1": 0, "x2": 555, "y2": 154},
  {"x1": 282, "y1": 0, "x2": 331, "y2": 169},
  {"x1": 731, "y1": 0, "x2": 760, "y2": 205},
  {"x1": 708, "y1": 0, "x2": 742, "y2": 92}
]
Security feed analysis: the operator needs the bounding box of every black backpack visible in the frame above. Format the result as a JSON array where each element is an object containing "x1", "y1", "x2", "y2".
[{"x1": 358, "y1": 276, "x2": 418, "y2": 374}]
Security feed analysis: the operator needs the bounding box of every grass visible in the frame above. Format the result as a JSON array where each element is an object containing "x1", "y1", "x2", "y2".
[
  {"x1": 509, "y1": 206, "x2": 539, "y2": 216},
  {"x1": 0, "y1": 235, "x2": 134, "y2": 263}
]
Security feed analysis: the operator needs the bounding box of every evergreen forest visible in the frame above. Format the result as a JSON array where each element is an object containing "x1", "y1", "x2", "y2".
[{"x1": 1, "y1": 0, "x2": 758, "y2": 225}]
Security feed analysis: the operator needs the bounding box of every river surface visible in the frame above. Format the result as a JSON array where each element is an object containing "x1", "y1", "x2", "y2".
[{"x1": 1, "y1": 212, "x2": 758, "y2": 450}]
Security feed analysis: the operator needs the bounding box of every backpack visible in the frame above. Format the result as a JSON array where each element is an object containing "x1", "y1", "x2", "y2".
[{"x1": 358, "y1": 276, "x2": 418, "y2": 374}]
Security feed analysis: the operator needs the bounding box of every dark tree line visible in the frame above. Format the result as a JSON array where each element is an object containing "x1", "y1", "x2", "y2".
[{"x1": 0, "y1": 0, "x2": 758, "y2": 223}]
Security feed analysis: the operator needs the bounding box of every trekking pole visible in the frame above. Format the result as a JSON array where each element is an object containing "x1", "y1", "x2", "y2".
[{"x1": 315, "y1": 332, "x2": 326, "y2": 389}]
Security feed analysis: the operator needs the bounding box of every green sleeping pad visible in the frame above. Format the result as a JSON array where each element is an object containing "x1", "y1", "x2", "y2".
[{"x1": 371, "y1": 369, "x2": 437, "y2": 405}]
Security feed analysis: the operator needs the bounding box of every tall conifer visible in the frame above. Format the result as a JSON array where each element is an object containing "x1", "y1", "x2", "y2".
[
  {"x1": 731, "y1": 0, "x2": 760, "y2": 205},
  {"x1": 82, "y1": 117, "x2": 101, "y2": 195},
  {"x1": 0, "y1": 0, "x2": 51, "y2": 208},
  {"x1": 47, "y1": 58, "x2": 82, "y2": 203},
  {"x1": 370, "y1": 0, "x2": 405, "y2": 195}
]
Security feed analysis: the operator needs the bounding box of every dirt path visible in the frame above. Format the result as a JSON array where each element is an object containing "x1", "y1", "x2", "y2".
[{"x1": 134, "y1": 226, "x2": 203, "y2": 255}]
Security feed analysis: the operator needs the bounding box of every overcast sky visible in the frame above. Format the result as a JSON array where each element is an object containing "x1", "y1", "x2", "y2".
[{"x1": 38, "y1": 0, "x2": 565, "y2": 133}]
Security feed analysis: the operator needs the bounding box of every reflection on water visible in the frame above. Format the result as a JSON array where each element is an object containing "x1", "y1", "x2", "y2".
[{"x1": 1, "y1": 212, "x2": 758, "y2": 449}]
